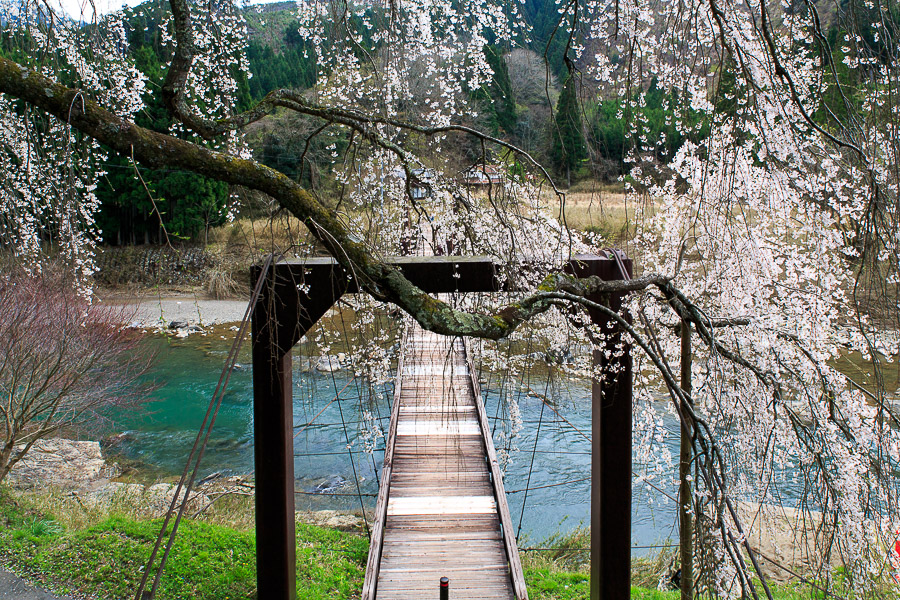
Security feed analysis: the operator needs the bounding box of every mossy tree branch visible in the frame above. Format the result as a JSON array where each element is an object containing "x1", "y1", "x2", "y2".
[{"x1": 0, "y1": 55, "x2": 671, "y2": 339}]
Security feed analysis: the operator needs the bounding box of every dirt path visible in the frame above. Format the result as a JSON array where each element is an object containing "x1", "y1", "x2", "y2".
[{"x1": 0, "y1": 569, "x2": 74, "y2": 600}]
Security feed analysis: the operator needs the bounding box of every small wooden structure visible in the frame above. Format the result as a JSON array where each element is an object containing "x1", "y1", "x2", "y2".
[
  {"x1": 461, "y1": 165, "x2": 505, "y2": 188},
  {"x1": 392, "y1": 167, "x2": 436, "y2": 200},
  {"x1": 250, "y1": 254, "x2": 632, "y2": 600}
]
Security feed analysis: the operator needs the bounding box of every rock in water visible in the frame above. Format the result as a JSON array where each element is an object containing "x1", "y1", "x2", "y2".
[
  {"x1": 311, "y1": 475, "x2": 347, "y2": 494},
  {"x1": 315, "y1": 355, "x2": 344, "y2": 373}
]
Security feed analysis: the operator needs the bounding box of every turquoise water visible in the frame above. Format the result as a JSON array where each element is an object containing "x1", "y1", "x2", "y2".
[{"x1": 105, "y1": 332, "x2": 680, "y2": 551}]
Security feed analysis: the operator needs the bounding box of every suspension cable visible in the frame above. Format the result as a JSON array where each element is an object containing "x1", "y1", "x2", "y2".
[
  {"x1": 134, "y1": 253, "x2": 275, "y2": 600},
  {"x1": 327, "y1": 347, "x2": 371, "y2": 538},
  {"x1": 516, "y1": 368, "x2": 551, "y2": 541}
]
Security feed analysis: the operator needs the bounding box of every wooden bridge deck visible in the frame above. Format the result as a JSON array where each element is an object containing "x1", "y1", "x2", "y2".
[{"x1": 363, "y1": 324, "x2": 527, "y2": 600}]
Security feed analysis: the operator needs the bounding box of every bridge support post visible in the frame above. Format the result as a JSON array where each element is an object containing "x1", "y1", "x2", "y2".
[
  {"x1": 570, "y1": 253, "x2": 633, "y2": 600},
  {"x1": 251, "y1": 270, "x2": 297, "y2": 600},
  {"x1": 251, "y1": 261, "x2": 349, "y2": 600},
  {"x1": 251, "y1": 254, "x2": 632, "y2": 600}
]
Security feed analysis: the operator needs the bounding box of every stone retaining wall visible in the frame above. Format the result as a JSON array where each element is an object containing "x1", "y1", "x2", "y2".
[{"x1": 94, "y1": 246, "x2": 211, "y2": 286}]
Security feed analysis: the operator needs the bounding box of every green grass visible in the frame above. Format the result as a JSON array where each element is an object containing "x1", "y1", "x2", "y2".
[
  {"x1": 0, "y1": 489, "x2": 367, "y2": 599},
  {"x1": 0, "y1": 488, "x2": 862, "y2": 600},
  {"x1": 630, "y1": 587, "x2": 679, "y2": 600},
  {"x1": 525, "y1": 567, "x2": 589, "y2": 599},
  {"x1": 521, "y1": 568, "x2": 684, "y2": 600}
]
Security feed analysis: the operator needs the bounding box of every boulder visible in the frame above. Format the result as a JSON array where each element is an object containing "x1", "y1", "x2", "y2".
[
  {"x1": 79, "y1": 482, "x2": 145, "y2": 507},
  {"x1": 145, "y1": 483, "x2": 209, "y2": 513},
  {"x1": 310, "y1": 475, "x2": 347, "y2": 494},
  {"x1": 295, "y1": 509, "x2": 365, "y2": 531},
  {"x1": 315, "y1": 355, "x2": 344, "y2": 373},
  {"x1": 78, "y1": 482, "x2": 209, "y2": 514},
  {"x1": 6, "y1": 439, "x2": 120, "y2": 490}
]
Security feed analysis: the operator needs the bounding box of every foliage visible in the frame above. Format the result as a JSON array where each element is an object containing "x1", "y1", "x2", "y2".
[{"x1": 550, "y1": 74, "x2": 587, "y2": 182}]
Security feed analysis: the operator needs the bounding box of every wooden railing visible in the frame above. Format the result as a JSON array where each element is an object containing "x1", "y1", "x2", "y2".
[
  {"x1": 464, "y1": 337, "x2": 529, "y2": 600},
  {"x1": 361, "y1": 326, "x2": 408, "y2": 600}
]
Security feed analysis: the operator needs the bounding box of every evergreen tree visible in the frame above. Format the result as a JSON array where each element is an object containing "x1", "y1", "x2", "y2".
[
  {"x1": 483, "y1": 46, "x2": 517, "y2": 134},
  {"x1": 246, "y1": 24, "x2": 317, "y2": 101},
  {"x1": 550, "y1": 74, "x2": 587, "y2": 185},
  {"x1": 591, "y1": 99, "x2": 626, "y2": 175}
]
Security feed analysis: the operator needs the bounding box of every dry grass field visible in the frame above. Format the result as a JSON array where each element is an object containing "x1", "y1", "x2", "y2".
[
  {"x1": 544, "y1": 187, "x2": 655, "y2": 244},
  {"x1": 107, "y1": 181, "x2": 655, "y2": 299},
  {"x1": 212, "y1": 183, "x2": 653, "y2": 254}
]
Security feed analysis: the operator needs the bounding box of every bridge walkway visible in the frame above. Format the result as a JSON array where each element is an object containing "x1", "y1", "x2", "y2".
[{"x1": 362, "y1": 323, "x2": 527, "y2": 600}]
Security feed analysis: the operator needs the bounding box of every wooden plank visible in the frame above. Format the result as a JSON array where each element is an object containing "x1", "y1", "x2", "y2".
[
  {"x1": 387, "y1": 495, "x2": 497, "y2": 515},
  {"x1": 465, "y1": 337, "x2": 529, "y2": 600},
  {"x1": 389, "y1": 486, "x2": 494, "y2": 496},
  {"x1": 380, "y1": 567, "x2": 510, "y2": 574},
  {"x1": 385, "y1": 512, "x2": 501, "y2": 521},
  {"x1": 396, "y1": 422, "x2": 481, "y2": 436},
  {"x1": 381, "y1": 553, "x2": 507, "y2": 561},
  {"x1": 399, "y1": 405, "x2": 475, "y2": 413},
  {"x1": 403, "y1": 365, "x2": 469, "y2": 376},
  {"x1": 362, "y1": 326, "x2": 408, "y2": 600},
  {"x1": 382, "y1": 550, "x2": 508, "y2": 559},
  {"x1": 383, "y1": 533, "x2": 503, "y2": 542}
]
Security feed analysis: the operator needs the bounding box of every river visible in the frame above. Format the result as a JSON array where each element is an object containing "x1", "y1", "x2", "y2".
[{"x1": 103, "y1": 329, "x2": 748, "y2": 554}]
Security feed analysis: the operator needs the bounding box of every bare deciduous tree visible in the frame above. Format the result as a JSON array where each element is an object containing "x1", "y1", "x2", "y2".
[{"x1": 0, "y1": 270, "x2": 154, "y2": 483}]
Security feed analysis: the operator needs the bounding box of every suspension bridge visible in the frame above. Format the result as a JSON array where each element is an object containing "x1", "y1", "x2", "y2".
[
  {"x1": 248, "y1": 254, "x2": 632, "y2": 600},
  {"x1": 135, "y1": 253, "x2": 633, "y2": 600}
]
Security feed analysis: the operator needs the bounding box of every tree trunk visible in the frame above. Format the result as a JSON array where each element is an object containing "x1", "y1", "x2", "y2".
[{"x1": 0, "y1": 442, "x2": 15, "y2": 484}]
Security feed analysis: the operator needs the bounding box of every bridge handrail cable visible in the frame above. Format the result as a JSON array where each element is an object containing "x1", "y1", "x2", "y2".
[
  {"x1": 361, "y1": 323, "x2": 410, "y2": 600},
  {"x1": 464, "y1": 337, "x2": 529, "y2": 600}
]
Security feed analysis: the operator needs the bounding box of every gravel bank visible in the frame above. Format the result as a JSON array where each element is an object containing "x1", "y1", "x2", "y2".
[{"x1": 115, "y1": 297, "x2": 250, "y2": 328}]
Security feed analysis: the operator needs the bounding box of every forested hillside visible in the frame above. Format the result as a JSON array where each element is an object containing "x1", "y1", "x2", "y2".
[{"x1": 91, "y1": 0, "x2": 673, "y2": 243}]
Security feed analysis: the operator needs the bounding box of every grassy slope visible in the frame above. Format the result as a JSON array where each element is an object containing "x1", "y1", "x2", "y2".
[
  {"x1": 0, "y1": 489, "x2": 821, "y2": 600},
  {"x1": 1, "y1": 490, "x2": 366, "y2": 600}
]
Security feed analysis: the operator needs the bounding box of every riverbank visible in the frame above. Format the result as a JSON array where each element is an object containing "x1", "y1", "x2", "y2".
[
  {"x1": 0, "y1": 483, "x2": 840, "y2": 600},
  {"x1": 0, "y1": 439, "x2": 850, "y2": 599},
  {"x1": 111, "y1": 296, "x2": 249, "y2": 329}
]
